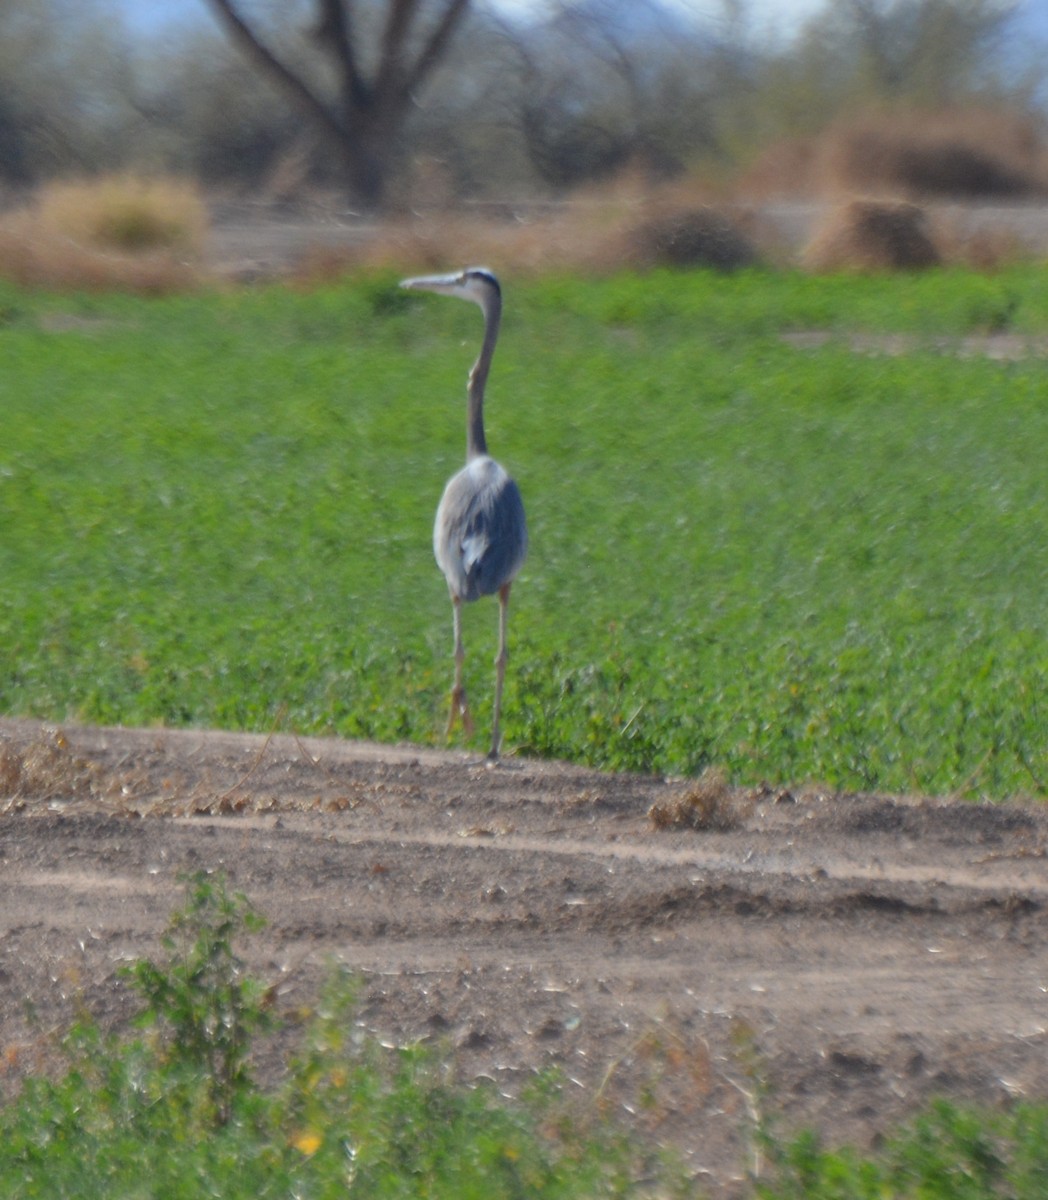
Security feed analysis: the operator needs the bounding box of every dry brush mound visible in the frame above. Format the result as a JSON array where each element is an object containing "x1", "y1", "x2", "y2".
[{"x1": 803, "y1": 198, "x2": 942, "y2": 272}]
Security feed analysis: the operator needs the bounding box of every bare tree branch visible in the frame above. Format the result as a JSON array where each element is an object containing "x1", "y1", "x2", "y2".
[
  {"x1": 313, "y1": 0, "x2": 369, "y2": 108},
  {"x1": 203, "y1": 0, "x2": 349, "y2": 147},
  {"x1": 202, "y1": 0, "x2": 475, "y2": 205},
  {"x1": 379, "y1": 0, "x2": 421, "y2": 85},
  {"x1": 378, "y1": 0, "x2": 471, "y2": 105},
  {"x1": 405, "y1": 0, "x2": 471, "y2": 94}
]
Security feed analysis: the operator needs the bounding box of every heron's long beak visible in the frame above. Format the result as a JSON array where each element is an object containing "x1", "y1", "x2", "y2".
[{"x1": 400, "y1": 272, "x2": 463, "y2": 295}]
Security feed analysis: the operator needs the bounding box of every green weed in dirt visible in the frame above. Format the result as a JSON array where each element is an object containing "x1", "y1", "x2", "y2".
[
  {"x1": 0, "y1": 873, "x2": 683, "y2": 1199},
  {"x1": 755, "y1": 1100, "x2": 1048, "y2": 1199},
  {"x1": 2, "y1": 268, "x2": 1048, "y2": 796}
]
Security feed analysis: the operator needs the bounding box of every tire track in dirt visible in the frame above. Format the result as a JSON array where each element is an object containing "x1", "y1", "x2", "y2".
[
  {"x1": 2, "y1": 719, "x2": 1048, "y2": 1195},
  {"x1": 211, "y1": 816, "x2": 1048, "y2": 902}
]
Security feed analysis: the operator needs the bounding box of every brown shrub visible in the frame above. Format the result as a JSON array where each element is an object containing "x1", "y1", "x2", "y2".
[
  {"x1": 289, "y1": 159, "x2": 779, "y2": 284},
  {"x1": 624, "y1": 206, "x2": 759, "y2": 271},
  {"x1": 0, "y1": 226, "x2": 206, "y2": 293},
  {"x1": 0, "y1": 729, "x2": 112, "y2": 812},
  {"x1": 292, "y1": 213, "x2": 548, "y2": 282},
  {"x1": 803, "y1": 198, "x2": 942, "y2": 272},
  {"x1": 740, "y1": 107, "x2": 1048, "y2": 201},
  {"x1": 819, "y1": 108, "x2": 1047, "y2": 199},
  {"x1": 935, "y1": 222, "x2": 1029, "y2": 272},
  {"x1": 35, "y1": 174, "x2": 209, "y2": 253},
  {"x1": 0, "y1": 175, "x2": 211, "y2": 293},
  {"x1": 0, "y1": 225, "x2": 206, "y2": 293},
  {"x1": 291, "y1": 204, "x2": 640, "y2": 283}
]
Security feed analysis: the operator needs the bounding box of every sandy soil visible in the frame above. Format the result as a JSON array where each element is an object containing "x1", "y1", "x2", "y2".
[{"x1": 2, "y1": 716, "x2": 1047, "y2": 1195}]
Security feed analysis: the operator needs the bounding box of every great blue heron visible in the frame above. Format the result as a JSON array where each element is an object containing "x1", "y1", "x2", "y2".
[{"x1": 400, "y1": 267, "x2": 527, "y2": 760}]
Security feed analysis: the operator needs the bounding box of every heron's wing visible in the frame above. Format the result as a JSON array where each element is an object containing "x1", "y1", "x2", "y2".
[{"x1": 435, "y1": 458, "x2": 527, "y2": 602}]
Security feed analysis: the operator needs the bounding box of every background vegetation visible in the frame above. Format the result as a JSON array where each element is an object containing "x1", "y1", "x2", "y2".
[{"x1": 1, "y1": 0, "x2": 1046, "y2": 209}]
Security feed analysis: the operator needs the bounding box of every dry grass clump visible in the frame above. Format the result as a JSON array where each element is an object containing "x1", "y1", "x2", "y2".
[
  {"x1": 649, "y1": 768, "x2": 755, "y2": 832},
  {"x1": 34, "y1": 174, "x2": 209, "y2": 253},
  {"x1": 0, "y1": 226, "x2": 205, "y2": 294},
  {"x1": 0, "y1": 728, "x2": 128, "y2": 812},
  {"x1": 820, "y1": 108, "x2": 1047, "y2": 199},
  {"x1": 624, "y1": 206, "x2": 759, "y2": 271},
  {"x1": 0, "y1": 174, "x2": 210, "y2": 293},
  {"x1": 740, "y1": 107, "x2": 1048, "y2": 202},
  {"x1": 934, "y1": 221, "x2": 1029, "y2": 272},
  {"x1": 803, "y1": 198, "x2": 941, "y2": 272}
]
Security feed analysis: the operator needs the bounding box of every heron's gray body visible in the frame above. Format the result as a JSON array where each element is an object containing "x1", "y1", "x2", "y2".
[
  {"x1": 400, "y1": 266, "x2": 527, "y2": 759},
  {"x1": 435, "y1": 455, "x2": 527, "y2": 603}
]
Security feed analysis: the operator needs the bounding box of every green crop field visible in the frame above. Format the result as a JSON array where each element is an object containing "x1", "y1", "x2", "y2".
[{"x1": 3, "y1": 267, "x2": 1048, "y2": 798}]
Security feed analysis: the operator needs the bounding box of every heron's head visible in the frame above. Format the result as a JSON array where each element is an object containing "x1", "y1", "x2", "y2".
[{"x1": 400, "y1": 267, "x2": 500, "y2": 312}]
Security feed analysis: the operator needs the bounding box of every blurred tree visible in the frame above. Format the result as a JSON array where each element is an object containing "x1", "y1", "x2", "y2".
[
  {"x1": 709, "y1": 0, "x2": 1027, "y2": 171},
  {"x1": 0, "y1": 0, "x2": 139, "y2": 184},
  {"x1": 505, "y1": 0, "x2": 724, "y2": 188},
  {"x1": 203, "y1": 0, "x2": 474, "y2": 208},
  {"x1": 0, "y1": 0, "x2": 1034, "y2": 204},
  {"x1": 127, "y1": 28, "x2": 304, "y2": 189},
  {"x1": 788, "y1": 0, "x2": 1018, "y2": 108},
  {"x1": 842, "y1": 0, "x2": 1017, "y2": 101},
  {"x1": 0, "y1": 92, "x2": 31, "y2": 185}
]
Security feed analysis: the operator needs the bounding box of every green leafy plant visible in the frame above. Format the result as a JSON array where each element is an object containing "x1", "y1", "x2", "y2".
[
  {"x1": 755, "y1": 1099, "x2": 1048, "y2": 1199},
  {"x1": 123, "y1": 870, "x2": 271, "y2": 1125}
]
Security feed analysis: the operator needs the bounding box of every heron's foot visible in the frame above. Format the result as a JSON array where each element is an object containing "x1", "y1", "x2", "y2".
[{"x1": 446, "y1": 687, "x2": 475, "y2": 737}]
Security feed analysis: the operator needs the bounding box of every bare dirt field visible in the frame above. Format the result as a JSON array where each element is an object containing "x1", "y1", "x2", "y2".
[{"x1": 2, "y1": 716, "x2": 1047, "y2": 1195}]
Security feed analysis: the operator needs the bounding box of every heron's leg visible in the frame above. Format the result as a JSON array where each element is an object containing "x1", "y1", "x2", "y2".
[
  {"x1": 488, "y1": 583, "x2": 512, "y2": 761},
  {"x1": 448, "y1": 596, "x2": 474, "y2": 736}
]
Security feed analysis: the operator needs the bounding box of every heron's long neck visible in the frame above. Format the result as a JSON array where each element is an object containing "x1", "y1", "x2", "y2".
[{"x1": 466, "y1": 295, "x2": 501, "y2": 461}]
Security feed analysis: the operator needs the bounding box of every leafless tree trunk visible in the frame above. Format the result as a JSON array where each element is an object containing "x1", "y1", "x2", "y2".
[{"x1": 203, "y1": 0, "x2": 471, "y2": 208}]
